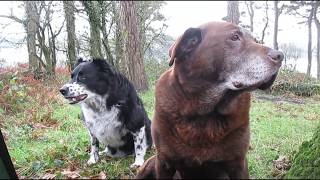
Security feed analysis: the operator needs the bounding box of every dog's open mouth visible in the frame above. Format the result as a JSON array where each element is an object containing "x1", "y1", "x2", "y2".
[
  {"x1": 231, "y1": 73, "x2": 279, "y2": 91},
  {"x1": 66, "y1": 94, "x2": 88, "y2": 104}
]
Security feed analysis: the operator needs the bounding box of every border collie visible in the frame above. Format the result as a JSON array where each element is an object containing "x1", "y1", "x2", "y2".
[{"x1": 59, "y1": 58, "x2": 152, "y2": 168}]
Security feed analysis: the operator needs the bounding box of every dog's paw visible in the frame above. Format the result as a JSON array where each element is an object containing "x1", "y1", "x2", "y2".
[
  {"x1": 130, "y1": 160, "x2": 144, "y2": 169},
  {"x1": 87, "y1": 155, "x2": 98, "y2": 165},
  {"x1": 99, "y1": 148, "x2": 110, "y2": 156},
  {"x1": 98, "y1": 151, "x2": 106, "y2": 156}
]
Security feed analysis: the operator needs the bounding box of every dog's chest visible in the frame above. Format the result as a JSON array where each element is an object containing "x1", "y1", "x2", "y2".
[{"x1": 81, "y1": 103, "x2": 128, "y2": 147}]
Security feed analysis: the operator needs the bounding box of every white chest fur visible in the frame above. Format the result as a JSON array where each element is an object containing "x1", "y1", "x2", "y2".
[{"x1": 81, "y1": 102, "x2": 128, "y2": 147}]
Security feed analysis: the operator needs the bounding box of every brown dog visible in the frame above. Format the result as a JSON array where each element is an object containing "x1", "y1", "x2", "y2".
[{"x1": 136, "y1": 21, "x2": 283, "y2": 179}]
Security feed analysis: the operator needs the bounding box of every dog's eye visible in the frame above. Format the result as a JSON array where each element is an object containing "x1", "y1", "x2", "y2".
[
  {"x1": 78, "y1": 76, "x2": 86, "y2": 81},
  {"x1": 231, "y1": 34, "x2": 240, "y2": 41}
]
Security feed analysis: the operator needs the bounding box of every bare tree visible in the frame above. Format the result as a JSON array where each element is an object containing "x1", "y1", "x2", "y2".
[
  {"x1": 287, "y1": 1, "x2": 316, "y2": 76},
  {"x1": 273, "y1": 1, "x2": 285, "y2": 50},
  {"x1": 1, "y1": 1, "x2": 64, "y2": 77},
  {"x1": 260, "y1": 2, "x2": 269, "y2": 44},
  {"x1": 63, "y1": 1, "x2": 76, "y2": 70},
  {"x1": 136, "y1": 1, "x2": 167, "y2": 57},
  {"x1": 225, "y1": 1, "x2": 240, "y2": 25},
  {"x1": 99, "y1": 1, "x2": 115, "y2": 66},
  {"x1": 120, "y1": 1, "x2": 148, "y2": 91},
  {"x1": 83, "y1": 1, "x2": 102, "y2": 59},
  {"x1": 307, "y1": 4, "x2": 315, "y2": 77},
  {"x1": 24, "y1": 1, "x2": 39, "y2": 73},
  {"x1": 314, "y1": 1, "x2": 320, "y2": 79},
  {"x1": 112, "y1": 1, "x2": 123, "y2": 70},
  {"x1": 0, "y1": 3, "x2": 38, "y2": 72},
  {"x1": 36, "y1": 1, "x2": 65, "y2": 77},
  {"x1": 244, "y1": 1, "x2": 254, "y2": 32}
]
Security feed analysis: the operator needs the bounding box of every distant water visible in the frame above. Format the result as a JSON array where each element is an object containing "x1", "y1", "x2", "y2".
[
  {"x1": 0, "y1": 45, "x2": 318, "y2": 78},
  {"x1": 285, "y1": 53, "x2": 318, "y2": 78},
  {"x1": 0, "y1": 45, "x2": 66, "y2": 68}
]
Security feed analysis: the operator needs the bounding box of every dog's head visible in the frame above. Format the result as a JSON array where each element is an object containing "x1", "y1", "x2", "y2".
[
  {"x1": 169, "y1": 21, "x2": 283, "y2": 92},
  {"x1": 59, "y1": 58, "x2": 114, "y2": 104}
]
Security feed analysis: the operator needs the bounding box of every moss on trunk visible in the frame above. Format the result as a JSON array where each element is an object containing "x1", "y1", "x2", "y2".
[{"x1": 285, "y1": 125, "x2": 320, "y2": 179}]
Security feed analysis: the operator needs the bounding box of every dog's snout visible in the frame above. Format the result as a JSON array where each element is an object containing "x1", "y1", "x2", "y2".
[
  {"x1": 59, "y1": 87, "x2": 68, "y2": 96},
  {"x1": 268, "y1": 50, "x2": 284, "y2": 62}
]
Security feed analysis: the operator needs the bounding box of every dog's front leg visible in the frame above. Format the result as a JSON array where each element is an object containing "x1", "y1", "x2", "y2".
[
  {"x1": 87, "y1": 132, "x2": 99, "y2": 165},
  {"x1": 155, "y1": 155, "x2": 176, "y2": 179},
  {"x1": 224, "y1": 158, "x2": 249, "y2": 179},
  {"x1": 130, "y1": 126, "x2": 148, "y2": 168}
]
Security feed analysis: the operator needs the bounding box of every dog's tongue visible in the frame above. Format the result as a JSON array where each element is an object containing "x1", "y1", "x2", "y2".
[{"x1": 75, "y1": 94, "x2": 87, "y2": 101}]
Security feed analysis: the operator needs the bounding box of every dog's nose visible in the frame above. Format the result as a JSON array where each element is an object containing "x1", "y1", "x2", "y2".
[
  {"x1": 268, "y1": 50, "x2": 284, "y2": 62},
  {"x1": 59, "y1": 87, "x2": 68, "y2": 96}
]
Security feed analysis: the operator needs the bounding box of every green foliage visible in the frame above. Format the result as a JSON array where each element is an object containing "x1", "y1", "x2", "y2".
[
  {"x1": 271, "y1": 69, "x2": 320, "y2": 97},
  {"x1": 144, "y1": 59, "x2": 168, "y2": 86},
  {"x1": 285, "y1": 125, "x2": 320, "y2": 179},
  {"x1": 0, "y1": 71, "x2": 29, "y2": 113}
]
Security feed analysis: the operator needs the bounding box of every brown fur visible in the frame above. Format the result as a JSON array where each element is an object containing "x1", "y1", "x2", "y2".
[{"x1": 136, "y1": 21, "x2": 283, "y2": 179}]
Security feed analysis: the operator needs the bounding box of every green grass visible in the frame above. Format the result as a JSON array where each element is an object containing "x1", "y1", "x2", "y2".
[
  {"x1": 248, "y1": 98, "x2": 319, "y2": 178},
  {"x1": 1, "y1": 86, "x2": 319, "y2": 178}
]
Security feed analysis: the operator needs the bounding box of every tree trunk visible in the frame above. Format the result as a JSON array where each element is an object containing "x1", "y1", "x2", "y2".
[
  {"x1": 83, "y1": 1, "x2": 102, "y2": 59},
  {"x1": 120, "y1": 1, "x2": 148, "y2": 91},
  {"x1": 136, "y1": 2, "x2": 147, "y2": 57},
  {"x1": 273, "y1": 1, "x2": 279, "y2": 50},
  {"x1": 261, "y1": 2, "x2": 269, "y2": 44},
  {"x1": 100, "y1": 1, "x2": 115, "y2": 66},
  {"x1": 24, "y1": 1, "x2": 38, "y2": 73},
  {"x1": 245, "y1": 1, "x2": 254, "y2": 33},
  {"x1": 113, "y1": 1, "x2": 124, "y2": 70},
  {"x1": 307, "y1": 5, "x2": 314, "y2": 76},
  {"x1": 227, "y1": 1, "x2": 240, "y2": 25},
  {"x1": 314, "y1": 3, "x2": 320, "y2": 79},
  {"x1": 63, "y1": 1, "x2": 76, "y2": 70}
]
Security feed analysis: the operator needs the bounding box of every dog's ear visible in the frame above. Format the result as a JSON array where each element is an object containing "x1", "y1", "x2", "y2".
[
  {"x1": 169, "y1": 28, "x2": 202, "y2": 66},
  {"x1": 77, "y1": 58, "x2": 84, "y2": 64},
  {"x1": 73, "y1": 58, "x2": 85, "y2": 70}
]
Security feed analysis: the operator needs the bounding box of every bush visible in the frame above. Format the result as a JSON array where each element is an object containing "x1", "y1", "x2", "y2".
[
  {"x1": 144, "y1": 59, "x2": 168, "y2": 85},
  {"x1": 284, "y1": 125, "x2": 320, "y2": 179},
  {"x1": 0, "y1": 70, "x2": 30, "y2": 113},
  {"x1": 0, "y1": 64, "x2": 66, "y2": 115},
  {"x1": 270, "y1": 69, "x2": 320, "y2": 97}
]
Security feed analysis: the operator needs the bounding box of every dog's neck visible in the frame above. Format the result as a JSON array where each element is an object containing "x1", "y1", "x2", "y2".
[
  {"x1": 173, "y1": 70, "x2": 246, "y2": 117},
  {"x1": 82, "y1": 94, "x2": 108, "y2": 112}
]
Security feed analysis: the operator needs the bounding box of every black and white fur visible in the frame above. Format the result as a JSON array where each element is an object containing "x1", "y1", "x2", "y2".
[{"x1": 59, "y1": 58, "x2": 152, "y2": 168}]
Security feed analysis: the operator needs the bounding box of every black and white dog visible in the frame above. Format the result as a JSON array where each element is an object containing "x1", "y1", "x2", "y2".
[{"x1": 59, "y1": 58, "x2": 152, "y2": 168}]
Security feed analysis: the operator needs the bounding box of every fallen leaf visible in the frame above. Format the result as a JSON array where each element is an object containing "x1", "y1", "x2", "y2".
[
  {"x1": 120, "y1": 175, "x2": 129, "y2": 179},
  {"x1": 62, "y1": 170, "x2": 81, "y2": 179},
  {"x1": 273, "y1": 155, "x2": 291, "y2": 171},
  {"x1": 42, "y1": 173, "x2": 56, "y2": 179}
]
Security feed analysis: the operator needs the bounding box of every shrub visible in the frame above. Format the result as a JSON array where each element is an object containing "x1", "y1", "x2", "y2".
[
  {"x1": 270, "y1": 69, "x2": 320, "y2": 97},
  {"x1": 0, "y1": 65, "x2": 66, "y2": 115}
]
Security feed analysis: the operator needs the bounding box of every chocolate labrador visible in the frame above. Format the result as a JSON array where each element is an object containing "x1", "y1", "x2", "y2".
[{"x1": 136, "y1": 21, "x2": 283, "y2": 179}]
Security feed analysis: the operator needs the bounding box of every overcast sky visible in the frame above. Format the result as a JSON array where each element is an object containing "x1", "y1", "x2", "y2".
[{"x1": 0, "y1": 1, "x2": 318, "y2": 76}]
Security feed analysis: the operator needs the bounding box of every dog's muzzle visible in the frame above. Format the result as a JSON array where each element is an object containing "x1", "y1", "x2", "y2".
[{"x1": 59, "y1": 85, "x2": 88, "y2": 104}]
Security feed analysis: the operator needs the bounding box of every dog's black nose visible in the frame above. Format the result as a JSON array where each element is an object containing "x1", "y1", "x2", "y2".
[
  {"x1": 268, "y1": 50, "x2": 284, "y2": 62},
  {"x1": 59, "y1": 88, "x2": 68, "y2": 96}
]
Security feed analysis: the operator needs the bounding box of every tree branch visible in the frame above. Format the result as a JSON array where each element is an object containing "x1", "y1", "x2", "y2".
[
  {"x1": 143, "y1": 24, "x2": 166, "y2": 55},
  {"x1": 0, "y1": 15, "x2": 25, "y2": 25}
]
